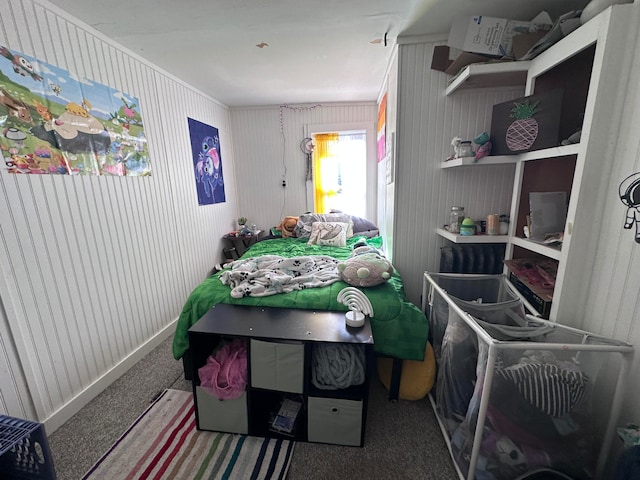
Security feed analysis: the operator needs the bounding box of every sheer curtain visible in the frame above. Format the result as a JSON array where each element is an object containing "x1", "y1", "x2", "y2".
[
  {"x1": 313, "y1": 133, "x2": 339, "y2": 213},
  {"x1": 313, "y1": 132, "x2": 367, "y2": 216}
]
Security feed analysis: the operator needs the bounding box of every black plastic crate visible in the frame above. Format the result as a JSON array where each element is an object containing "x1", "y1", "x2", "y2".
[{"x1": 0, "y1": 415, "x2": 56, "y2": 480}]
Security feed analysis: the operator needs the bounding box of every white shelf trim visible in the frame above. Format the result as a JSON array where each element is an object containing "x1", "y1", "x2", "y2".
[
  {"x1": 518, "y1": 144, "x2": 581, "y2": 162},
  {"x1": 445, "y1": 61, "x2": 531, "y2": 96},
  {"x1": 441, "y1": 144, "x2": 580, "y2": 169},
  {"x1": 510, "y1": 236, "x2": 562, "y2": 260},
  {"x1": 437, "y1": 228, "x2": 509, "y2": 244},
  {"x1": 441, "y1": 156, "x2": 516, "y2": 168}
]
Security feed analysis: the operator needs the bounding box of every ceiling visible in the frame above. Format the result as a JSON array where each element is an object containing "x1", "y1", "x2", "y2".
[{"x1": 46, "y1": 0, "x2": 590, "y2": 107}]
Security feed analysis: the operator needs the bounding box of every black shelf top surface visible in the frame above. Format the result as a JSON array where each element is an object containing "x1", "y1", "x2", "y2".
[{"x1": 189, "y1": 303, "x2": 373, "y2": 345}]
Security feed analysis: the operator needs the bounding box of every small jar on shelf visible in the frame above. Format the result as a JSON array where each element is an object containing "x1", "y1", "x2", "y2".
[
  {"x1": 457, "y1": 141, "x2": 473, "y2": 158},
  {"x1": 449, "y1": 206, "x2": 465, "y2": 233}
]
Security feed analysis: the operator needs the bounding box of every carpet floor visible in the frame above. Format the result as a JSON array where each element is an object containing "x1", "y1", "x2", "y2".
[
  {"x1": 83, "y1": 389, "x2": 294, "y2": 480},
  {"x1": 49, "y1": 334, "x2": 458, "y2": 479}
]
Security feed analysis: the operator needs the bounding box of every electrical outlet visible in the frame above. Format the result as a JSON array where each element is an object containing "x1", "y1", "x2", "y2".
[{"x1": 282, "y1": 179, "x2": 287, "y2": 187}]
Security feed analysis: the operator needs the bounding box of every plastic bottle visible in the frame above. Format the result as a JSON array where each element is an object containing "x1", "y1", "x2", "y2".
[{"x1": 460, "y1": 218, "x2": 476, "y2": 236}]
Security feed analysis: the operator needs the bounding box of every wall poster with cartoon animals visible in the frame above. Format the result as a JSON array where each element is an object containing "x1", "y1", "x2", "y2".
[
  {"x1": 188, "y1": 117, "x2": 225, "y2": 205},
  {"x1": 0, "y1": 45, "x2": 150, "y2": 176}
]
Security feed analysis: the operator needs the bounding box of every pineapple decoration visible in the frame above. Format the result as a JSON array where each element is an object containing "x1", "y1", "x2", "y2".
[{"x1": 506, "y1": 100, "x2": 540, "y2": 151}]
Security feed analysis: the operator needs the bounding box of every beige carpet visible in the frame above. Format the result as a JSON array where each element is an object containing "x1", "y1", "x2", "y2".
[
  {"x1": 82, "y1": 388, "x2": 294, "y2": 480},
  {"x1": 49, "y1": 336, "x2": 459, "y2": 480}
]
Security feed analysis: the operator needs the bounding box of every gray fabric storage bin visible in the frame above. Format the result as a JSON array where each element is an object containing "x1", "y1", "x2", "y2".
[
  {"x1": 250, "y1": 339, "x2": 304, "y2": 393},
  {"x1": 195, "y1": 386, "x2": 248, "y2": 434},
  {"x1": 307, "y1": 397, "x2": 362, "y2": 446}
]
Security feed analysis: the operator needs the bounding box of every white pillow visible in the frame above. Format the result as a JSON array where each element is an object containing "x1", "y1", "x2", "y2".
[
  {"x1": 307, "y1": 222, "x2": 349, "y2": 247},
  {"x1": 295, "y1": 213, "x2": 354, "y2": 239}
]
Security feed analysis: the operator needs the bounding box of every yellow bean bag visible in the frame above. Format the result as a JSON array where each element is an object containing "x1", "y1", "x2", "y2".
[{"x1": 377, "y1": 342, "x2": 436, "y2": 401}]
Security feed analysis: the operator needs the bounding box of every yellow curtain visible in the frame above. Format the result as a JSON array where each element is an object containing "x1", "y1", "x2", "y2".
[{"x1": 313, "y1": 133, "x2": 339, "y2": 213}]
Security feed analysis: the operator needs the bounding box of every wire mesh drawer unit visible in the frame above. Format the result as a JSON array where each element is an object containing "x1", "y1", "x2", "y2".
[
  {"x1": 422, "y1": 272, "x2": 634, "y2": 480},
  {"x1": 0, "y1": 415, "x2": 56, "y2": 479}
]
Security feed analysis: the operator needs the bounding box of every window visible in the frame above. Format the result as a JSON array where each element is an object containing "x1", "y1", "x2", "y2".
[{"x1": 312, "y1": 131, "x2": 367, "y2": 216}]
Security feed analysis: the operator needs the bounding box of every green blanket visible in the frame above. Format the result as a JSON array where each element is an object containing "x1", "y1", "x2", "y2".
[{"x1": 172, "y1": 236, "x2": 428, "y2": 361}]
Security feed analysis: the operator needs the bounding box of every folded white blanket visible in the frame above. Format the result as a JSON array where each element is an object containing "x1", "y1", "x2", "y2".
[{"x1": 219, "y1": 255, "x2": 341, "y2": 298}]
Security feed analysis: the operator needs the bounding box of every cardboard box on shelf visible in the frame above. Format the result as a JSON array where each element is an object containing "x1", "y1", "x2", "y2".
[
  {"x1": 430, "y1": 45, "x2": 500, "y2": 77},
  {"x1": 512, "y1": 30, "x2": 549, "y2": 60},
  {"x1": 448, "y1": 14, "x2": 551, "y2": 58}
]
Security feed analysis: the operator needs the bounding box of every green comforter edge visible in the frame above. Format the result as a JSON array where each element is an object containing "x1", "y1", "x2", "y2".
[{"x1": 172, "y1": 236, "x2": 428, "y2": 361}]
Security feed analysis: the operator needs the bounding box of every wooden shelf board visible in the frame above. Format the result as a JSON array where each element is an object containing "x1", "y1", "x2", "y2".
[{"x1": 446, "y1": 61, "x2": 531, "y2": 96}]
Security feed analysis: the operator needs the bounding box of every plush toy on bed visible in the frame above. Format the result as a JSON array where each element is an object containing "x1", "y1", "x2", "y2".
[
  {"x1": 277, "y1": 216, "x2": 298, "y2": 238},
  {"x1": 338, "y1": 245, "x2": 393, "y2": 287}
]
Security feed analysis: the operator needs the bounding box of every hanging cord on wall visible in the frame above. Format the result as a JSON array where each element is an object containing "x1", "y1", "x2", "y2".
[{"x1": 278, "y1": 103, "x2": 321, "y2": 218}]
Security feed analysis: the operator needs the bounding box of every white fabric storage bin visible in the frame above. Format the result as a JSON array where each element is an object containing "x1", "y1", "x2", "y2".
[
  {"x1": 195, "y1": 386, "x2": 248, "y2": 434},
  {"x1": 307, "y1": 397, "x2": 363, "y2": 446},
  {"x1": 250, "y1": 339, "x2": 304, "y2": 393},
  {"x1": 423, "y1": 272, "x2": 634, "y2": 480}
]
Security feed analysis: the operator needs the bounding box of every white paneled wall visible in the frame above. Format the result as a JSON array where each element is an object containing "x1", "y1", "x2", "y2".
[
  {"x1": 0, "y1": 0, "x2": 237, "y2": 430},
  {"x1": 578, "y1": 11, "x2": 640, "y2": 425},
  {"x1": 392, "y1": 39, "x2": 524, "y2": 304},
  {"x1": 230, "y1": 103, "x2": 377, "y2": 231}
]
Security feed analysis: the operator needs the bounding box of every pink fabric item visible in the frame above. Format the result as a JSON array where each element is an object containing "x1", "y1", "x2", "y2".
[{"x1": 198, "y1": 339, "x2": 247, "y2": 400}]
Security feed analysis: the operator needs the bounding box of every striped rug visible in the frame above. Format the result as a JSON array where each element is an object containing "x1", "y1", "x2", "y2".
[{"x1": 82, "y1": 389, "x2": 295, "y2": 480}]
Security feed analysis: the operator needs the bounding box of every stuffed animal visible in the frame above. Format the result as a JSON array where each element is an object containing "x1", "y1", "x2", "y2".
[
  {"x1": 473, "y1": 131, "x2": 492, "y2": 161},
  {"x1": 277, "y1": 216, "x2": 298, "y2": 238},
  {"x1": 338, "y1": 247, "x2": 393, "y2": 287}
]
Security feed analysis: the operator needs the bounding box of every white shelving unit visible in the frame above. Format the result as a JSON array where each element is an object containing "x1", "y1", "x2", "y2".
[{"x1": 438, "y1": 5, "x2": 634, "y2": 323}]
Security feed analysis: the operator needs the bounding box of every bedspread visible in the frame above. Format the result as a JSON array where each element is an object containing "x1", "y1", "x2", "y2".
[
  {"x1": 172, "y1": 236, "x2": 428, "y2": 362},
  {"x1": 220, "y1": 255, "x2": 340, "y2": 297}
]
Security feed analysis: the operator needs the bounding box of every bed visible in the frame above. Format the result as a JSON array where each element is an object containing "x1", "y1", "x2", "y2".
[{"x1": 172, "y1": 215, "x2": 429, "y2": 398}]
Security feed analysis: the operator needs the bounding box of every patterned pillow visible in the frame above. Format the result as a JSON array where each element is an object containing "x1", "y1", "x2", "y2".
[
  {"x1": 307, "y1": 222, "x2": 349, "y2": 247},
  {"x1": 295, "y1": 213, "x2": 354, "y2": 239}
]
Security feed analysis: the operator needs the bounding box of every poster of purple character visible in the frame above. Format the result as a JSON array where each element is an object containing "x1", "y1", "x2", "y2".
[{"x1": 188, "y1": 117, "x2": 225, "y2": 205}]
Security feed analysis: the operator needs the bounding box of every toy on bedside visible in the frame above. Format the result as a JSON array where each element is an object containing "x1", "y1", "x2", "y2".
[
  {"x1": 473, "y1": 131, "x2": 492, "y2": 161},
  {"x1": 338, "y1": 246, "x2": 393, "y2": 287},
  {"x1": 277, "y1": 215, "x2": 298, "y2": 238}
]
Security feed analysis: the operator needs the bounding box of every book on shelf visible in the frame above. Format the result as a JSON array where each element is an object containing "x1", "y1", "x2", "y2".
[{"x1": 269, "y1": 398, "x2": 302, "y2": 436}]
